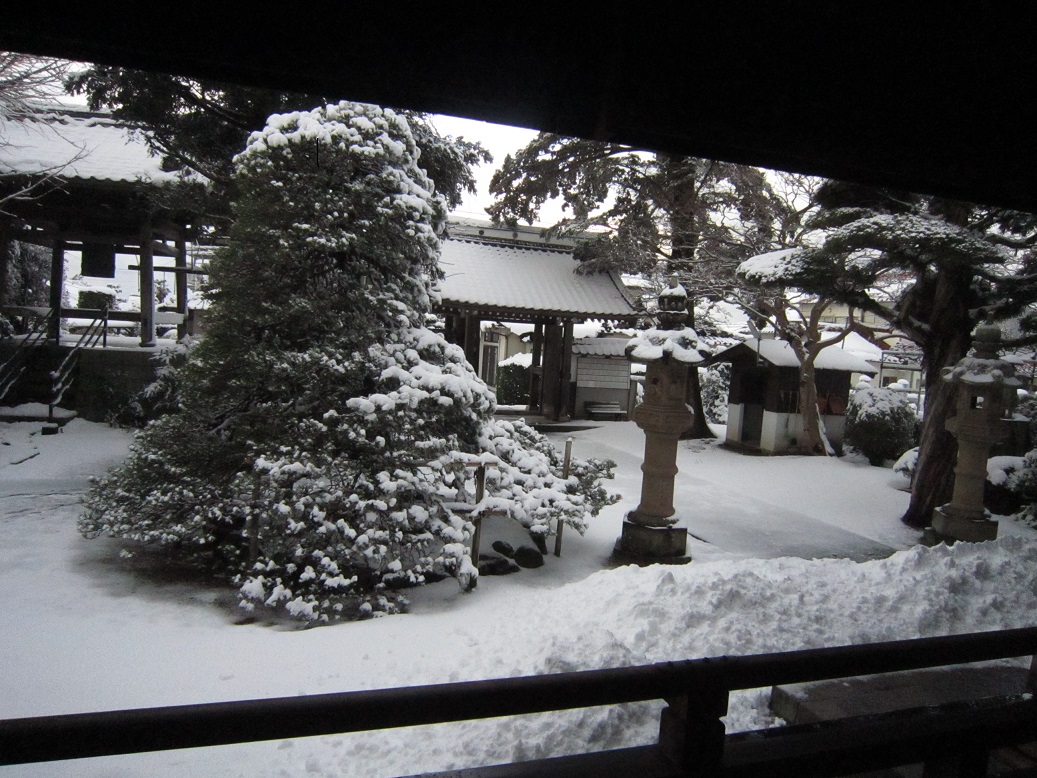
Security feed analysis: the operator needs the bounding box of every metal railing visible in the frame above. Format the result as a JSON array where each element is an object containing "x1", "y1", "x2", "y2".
[
  {"x1": 0, "y1": 307, "x2": 56, "y2": 403},
  {"x1": 2, "y1": 627, "x2": 1036, "y2": 775},
  {"x1": 48, "y1": 306, "x2": 108, "y2": 422}
]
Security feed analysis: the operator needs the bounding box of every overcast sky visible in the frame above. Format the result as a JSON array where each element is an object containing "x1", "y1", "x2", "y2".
[{"x1": 429, "y1": 114, "x2": 567, "y2": 225}]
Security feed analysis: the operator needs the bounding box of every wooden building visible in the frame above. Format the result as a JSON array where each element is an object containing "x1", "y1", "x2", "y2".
[
  {"x1": 711, "y1": 338, "x2": 877, "y2": 454},
  {"x1": 436, "y1": 220, "x2": 639, "y2": 420},
  {"x1": 0, "y1": 106, "x2": 205, "y2": 346}
]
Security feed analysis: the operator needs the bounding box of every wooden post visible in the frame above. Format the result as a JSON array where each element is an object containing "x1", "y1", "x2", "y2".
[
  {"x1": 559, "y1": 319, "x2": 574, "y2": 421},
  {"x1": 541, "y1": 322, "x2": 563, "y2": 420},
  {"x1": 139, "y1": 222, "x2": 156, "y2": 347},
  {"x1": 529, "y1": 322, "x2": 544, "y2": 412},
  {"x1": 175, "y1": 231, "x2": 188, "y2": 341},
  {"x1": 48, "y1": 237, "x2": 64, "y2": 343},
  {"x1": 471, "y1": 464, "x2": 486, "y2": 561},
  {"x1": 554, "y1": 437, "x2": 573, "y2": 557},
  {"x1": 658, "y1": 683, "x2": 729, "y2": 773},
  {"x1": 0, "y1": 220, "x2": 10, "y2": 309},
  {"x1": 463, "y1": 314, "x2": 481, "y2": 369}
]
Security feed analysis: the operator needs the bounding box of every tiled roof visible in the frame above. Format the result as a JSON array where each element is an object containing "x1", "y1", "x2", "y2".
[
  {"x1": 0, "y1": 107, "x2": 198, "y2": 185},
  {"x1": 572, "y1": 337, "x2": 631, "y2": 357},
  {"x1": 437, "y1": 238, "x2": 637, "y2": 320}
]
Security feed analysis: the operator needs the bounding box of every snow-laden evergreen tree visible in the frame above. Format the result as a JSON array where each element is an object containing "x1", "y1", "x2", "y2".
[
  {"x1": 762, "y1": 182, "x2": 1037, "y2": 525},
  {"x1": 81, "y1": 102, "x2": 614, "y2": 622}
]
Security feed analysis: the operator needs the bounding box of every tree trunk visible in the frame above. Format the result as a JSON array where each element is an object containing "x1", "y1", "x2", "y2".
[
  {"x1": 798, "y1": 357, "x2": 830, "y2": 455},
  {"x1": 681, "y1": 303, "x2": 715, "y2": 439},
  {"x1": 902, "y1": 379, "x2": 958, "y2": 528},
  {"x1": 900, "y1": 270, "x2": 973, "y2": 528},
  {"x1": 684, "y1": 365, "x2": 715, "y2": 439}
]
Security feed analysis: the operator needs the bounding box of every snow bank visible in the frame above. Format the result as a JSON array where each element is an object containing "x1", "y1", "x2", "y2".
[{"x1": 4, "y1": 418, "x2": 1037, "y2": 776}]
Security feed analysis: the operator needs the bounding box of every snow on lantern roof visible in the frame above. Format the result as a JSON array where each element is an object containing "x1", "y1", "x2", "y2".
[
  {"x1": 943, "y1": 357, "x2": 1022, "y2": 388},
  {"x1": 626, "y1": 327, "x2": 706, "y2": 365},
  {"x1": 714, "y1": 337, "x2": 878, "y2": 374},
  {"x1": 0, "y1": 106, "x2": 203, "y2": 186},
  {"x1": 437, "y1": 237, "x2": 638, "y2": 320}
]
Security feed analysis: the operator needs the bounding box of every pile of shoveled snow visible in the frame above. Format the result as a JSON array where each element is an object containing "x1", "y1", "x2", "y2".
[{"x1": 292, "y1": 537, "x2": 1037, "y2": 777}]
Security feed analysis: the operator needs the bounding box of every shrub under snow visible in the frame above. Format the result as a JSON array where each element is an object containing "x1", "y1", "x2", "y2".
[{"x1": 845, "y1": 386, "x2": 918, "y2": 466}]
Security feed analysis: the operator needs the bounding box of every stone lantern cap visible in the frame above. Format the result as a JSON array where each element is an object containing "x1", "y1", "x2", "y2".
[
  {"x1": 941, "y1": 357, "x2": 1022, "y2": 388},
  {"x1": 626, "y1": 326, "x2": 706, "y2": 365},
  {"x1": 941, "y1": 322, "x2": 1022, "y2": 389}
]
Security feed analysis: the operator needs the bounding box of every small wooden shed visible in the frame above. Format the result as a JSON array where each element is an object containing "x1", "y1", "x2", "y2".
[{"x1": 711, "y1": 338, "x2": 877, "y2": 454}]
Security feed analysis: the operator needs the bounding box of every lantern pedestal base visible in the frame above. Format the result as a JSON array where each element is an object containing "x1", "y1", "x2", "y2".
[
  {"x1": 613, "y1": 519, "x2": 691, "y2": 565},
  {"x1": 926, "y1": 506, "x2": 999, "y2": 544}
]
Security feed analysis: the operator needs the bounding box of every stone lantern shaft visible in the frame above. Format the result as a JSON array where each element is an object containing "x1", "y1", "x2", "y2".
[{"x1": 929, "y1": 321, "x2": 1020, "y2": 543}]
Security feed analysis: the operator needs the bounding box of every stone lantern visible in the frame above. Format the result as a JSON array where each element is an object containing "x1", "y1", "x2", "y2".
[
  {"x1": 929, "y1": 321, "x2": 1021, "y2": 543},
  {"x1": 617, "y1": 277, "x2": 705, "y2": 562}
]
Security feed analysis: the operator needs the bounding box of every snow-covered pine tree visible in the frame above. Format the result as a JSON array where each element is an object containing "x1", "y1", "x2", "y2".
[{"x1": 81, "y1": 102, "x2": 614, "y2": 622}]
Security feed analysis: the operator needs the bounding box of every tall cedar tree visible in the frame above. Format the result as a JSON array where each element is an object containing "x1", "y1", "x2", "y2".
[
  {"x1": 775, "y1": 182, "x2": 1037, "y2": 526},
  {"x1": 488, "y1": 137, "x2": 788, "y2": 437},
  {"x1": 66, "y1": 65, "x2": 490, "y2": 226},
  {"x1": 81, "y1": 103, "x2": 614, "y2": 621}
]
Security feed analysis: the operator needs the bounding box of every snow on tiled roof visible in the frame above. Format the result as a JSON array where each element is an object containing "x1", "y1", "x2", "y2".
[
  {"x1": 437, "y1": 238, "x2": 637, "y2": 319},
  {"x1": 572, "y1": 337, "x2": 631, "y2": 357},
  {"x1": 0, "y1": 108, "x2": 197, "y2": 185},
  {"x1": 717, "y1": 338, "x2": 878, "y2": 373}
]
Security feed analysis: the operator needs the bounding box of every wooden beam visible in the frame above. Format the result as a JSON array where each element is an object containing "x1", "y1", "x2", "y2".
[{"x1": 126, "y1": 264, "x2": 206, "y2": 275}]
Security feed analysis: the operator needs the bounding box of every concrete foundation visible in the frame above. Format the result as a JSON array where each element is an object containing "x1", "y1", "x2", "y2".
[
  {"x1": 615, "y1": 518, "x2": 690, "y2": 564},
  {"x1": 928, "y1": 506, "x2": 999, "y2": 544}
]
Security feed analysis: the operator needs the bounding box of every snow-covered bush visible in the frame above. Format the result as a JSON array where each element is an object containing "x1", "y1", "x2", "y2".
[
  {"x1": 845, "y1": 386, "x2": 918, "y2": 466},
  {"x1": 699, "y1": 363, "x2": 730, "y2": 424},
  {"x1": 82, "y1": 102, "x2": 614, "y2": 623}
]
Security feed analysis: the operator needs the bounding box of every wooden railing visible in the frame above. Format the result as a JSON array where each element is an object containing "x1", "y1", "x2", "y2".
[{"x1": 2, "y1": 627, "x2": 1036, "y2": 776}]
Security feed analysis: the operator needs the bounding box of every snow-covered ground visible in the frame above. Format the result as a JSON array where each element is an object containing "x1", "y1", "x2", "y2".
[{"x1": 2, "y1": 416, "x2": 1037, "y2": 777}]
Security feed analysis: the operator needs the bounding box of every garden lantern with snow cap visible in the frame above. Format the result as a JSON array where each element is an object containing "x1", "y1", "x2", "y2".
[
  {"x1": 930, "y1": 320, "x2": 1021, "y2": 543},
  {"x1": 617, "y1": 277, "x2": 706, "y2": 562}
]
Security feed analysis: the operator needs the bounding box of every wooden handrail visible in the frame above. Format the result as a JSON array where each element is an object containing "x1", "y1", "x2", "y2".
[{"x1": 2, "y1": 626, "x2": 1036, "y2": 771}]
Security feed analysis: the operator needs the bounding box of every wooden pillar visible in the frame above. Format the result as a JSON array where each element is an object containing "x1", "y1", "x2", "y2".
[
  {"x1": 175, "y1": 231, "x2": 188, "y2": 340},
  {"x1": 559, "y1": 319, "x2": 574, "y2": 421},
  {"x1": 541, "y1": 322, "x2": 563, "y2": 421},
  {"x1": 463, "y1": 314, "x2": 481, "y2": 369},
  {"x1": 529, "y1": 322, "x2": 544, "y2": 412},
  {"x1": 139, "y1": 224, "x2": 156, "y2": 347},
  {"x1": 48, "y1": 237, "x2": 65, "y2": 342},
  {"x1": 0, "y1": 220, "x2": 10, "y2": 309}
]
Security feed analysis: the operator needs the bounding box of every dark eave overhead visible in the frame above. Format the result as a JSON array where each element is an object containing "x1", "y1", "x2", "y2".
[{"x1": 3, "y1": 6, "x2": 1036, "y2": 212}]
